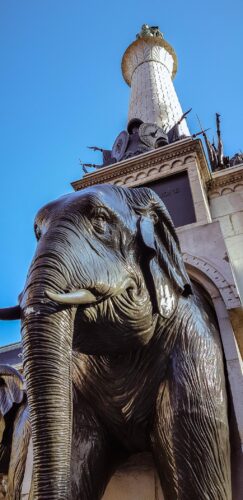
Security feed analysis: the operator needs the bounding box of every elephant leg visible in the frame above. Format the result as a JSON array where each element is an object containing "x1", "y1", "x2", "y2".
[
  {"x1": 150, "y1": 327, "x2": 231, "y2": 500},
  {"x1": 71, "y1": 397, "x2": 117, "y2": 500}
]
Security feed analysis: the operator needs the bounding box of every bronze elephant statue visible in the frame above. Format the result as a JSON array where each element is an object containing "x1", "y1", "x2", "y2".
[{"x1": 0, "y1": 185, "x2": 231, "y2": 499}]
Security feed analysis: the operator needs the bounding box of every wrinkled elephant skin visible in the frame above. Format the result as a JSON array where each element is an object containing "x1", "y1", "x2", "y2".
[{"x1": 1, "y1": 185, "x2": 231, "y2": 499}]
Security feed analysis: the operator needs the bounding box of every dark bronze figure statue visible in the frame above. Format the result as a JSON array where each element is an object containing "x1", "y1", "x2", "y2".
[
  {"x1": 216, "y1": 112, "x2": 224, "y2": 167},
  {"x1": 0, "y1": 365, "x2": 30, "y2": 499},
  {"x1": 83, "y1": 111, "x2": 194, "y2": 170},
  {"x1": 230, "y1": 152, "x2": 243, "y2": 166},
  {"x1": 196, "y1": 112, "x2": 243, "y2": 171},
  {"x1": 136, "y1": 24, "x2": 163, "y2": 40},
  {"x1": 0, "y1": 185, "x2": 231, "y2": 499}
]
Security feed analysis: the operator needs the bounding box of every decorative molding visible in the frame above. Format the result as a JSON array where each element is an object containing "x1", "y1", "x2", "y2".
[
  {"x1": 183, "y1": 253, "x2": 240, "y2": 309},
  {"x1": 209, "y1": 183, "x2": 243, "y2": 198},
  {"x1": 72, "y1": 139, "x2": 211, "y2": 191},
  {"x1": 207, "y1": 164, "x2": 243, "y2": 195}
]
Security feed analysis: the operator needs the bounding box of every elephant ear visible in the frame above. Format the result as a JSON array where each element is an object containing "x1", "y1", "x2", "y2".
[
  {"x1": 127, "y1": 186, "x2": 192, "y2": 318},
  {"x1": 0, "y1": 365, "x2": 25, "y2": 474},
  {"x1": 0, "y1": 365, "x2": 24, "y2": 418}
]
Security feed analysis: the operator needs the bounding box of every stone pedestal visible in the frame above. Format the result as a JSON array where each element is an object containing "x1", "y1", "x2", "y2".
[{"x1": 102, "y1": 454, "x2": 164, "y2": 500}]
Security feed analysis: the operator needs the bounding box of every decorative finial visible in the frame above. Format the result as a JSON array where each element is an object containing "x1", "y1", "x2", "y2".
[{"x1": 136, "y1": 24, "x2": 163, "y2": 40}]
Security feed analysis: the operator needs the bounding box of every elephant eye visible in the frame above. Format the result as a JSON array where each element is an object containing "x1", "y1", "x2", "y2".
[
  {"x1": 93, "y1": 216, "x2": 107, "y2": 233},
  {"x1": 96, "y1": 214, "x2": 105, "y2": 221},
  {"x1": 34, "y1": 223, "x2": 42, "y2": 241},
  {"x1": 91, "y1": 210, "x2": 109, "y2": 234}
]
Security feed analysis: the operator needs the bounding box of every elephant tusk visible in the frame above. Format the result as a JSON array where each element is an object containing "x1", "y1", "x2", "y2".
[
  {"x1": 45, "y1": 289, "x2": 98, "y2": 305},
  {"x1": 0, "y1": 306, "x2": 21, "y2": 320},
  {"x1": 46, "y1": 278, "x2": 137, "y2": 306}
]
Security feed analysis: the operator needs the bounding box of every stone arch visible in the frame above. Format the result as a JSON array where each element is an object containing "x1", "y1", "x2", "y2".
[
  {"x1": 147, "y1": 167, "x2": 159, "y2": 176},
  {"x1": 113, "y1": 179, "x2": 124, "y2": 186},
  {"x1": 123, "y1": 175, "x2": 135, "y2": 184},
  {"x1": 221, "y1": 187, "x2": 233, "y2": 195},
  {"x1": 135, "y1": 171, "x2": 147, "y2": 181},
  {"x1": 184, "y1": 256, "x2": 243, "y2": 485},
  {"x1": 184, "y1": 155, "x2": 195, "y2": 164},
  {"x1": 209, "y1": 190, "x2": 221, "y2": 198},
  {"x1": 159, "y1": 163, "x2": 170, "y2": 172},
  {"x1": 171, "y1": 159, "x2": 183, "y2": 169},
  {"x1": 234, "y1": 183, "x2": 243, "y2": 192},
  {"x1": 183, "y1": 253, "x2": 240, "y2": 309}
]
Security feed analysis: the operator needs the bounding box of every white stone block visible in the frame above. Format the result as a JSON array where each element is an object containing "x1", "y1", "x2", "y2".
[
  {"x1": 231, "y1": 211, "x2": 243, "y2": 235},
  {"x1": 210, "y1": 193, "x2": 243, "y2": 219}
]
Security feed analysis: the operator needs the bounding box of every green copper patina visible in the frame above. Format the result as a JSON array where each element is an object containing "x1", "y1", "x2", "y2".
[{"x1": 136, "y1": 24, "x2": 163, "y2": 39}]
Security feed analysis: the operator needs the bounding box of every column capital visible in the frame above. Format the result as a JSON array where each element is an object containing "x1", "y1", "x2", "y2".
[{"x1": 122, "y1": 35, "x2": 178, "y2": 86}]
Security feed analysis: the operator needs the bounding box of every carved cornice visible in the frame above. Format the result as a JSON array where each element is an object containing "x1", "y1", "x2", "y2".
[
  {"x1": 207, "y1": 164, "x2": 243, "y2": 194},
  {"x1": 71, "y1": 139, "x2": 211, "y2": 191}
]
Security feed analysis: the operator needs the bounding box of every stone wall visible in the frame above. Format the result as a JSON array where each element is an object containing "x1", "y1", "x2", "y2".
[{"x1": 208, "y1": 164, "x2": 243, "y2": 303}]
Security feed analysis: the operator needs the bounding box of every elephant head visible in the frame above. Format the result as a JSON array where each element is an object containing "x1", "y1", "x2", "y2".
[{"x1": 0, "y1": 185, "x2": 191, "y2": 499}]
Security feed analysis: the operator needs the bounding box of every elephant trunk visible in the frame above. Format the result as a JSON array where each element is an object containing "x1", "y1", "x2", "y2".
[{"x1": 21, "y1": 302, "x2": 73, "y2": 499}]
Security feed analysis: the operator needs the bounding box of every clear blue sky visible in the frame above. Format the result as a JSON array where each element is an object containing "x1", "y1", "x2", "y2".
[{"x1": 0, "y1": 0, "x2": 242, "y2": 346}]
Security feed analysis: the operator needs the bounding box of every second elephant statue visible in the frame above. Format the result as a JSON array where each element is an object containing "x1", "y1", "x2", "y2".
[{"x1": 0, "y1": 365, "x2": 30, "y2": 500}]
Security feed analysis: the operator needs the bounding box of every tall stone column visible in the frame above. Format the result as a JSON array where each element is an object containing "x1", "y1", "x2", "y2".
[{"x1": 122, "y1": 27, "x2": 190, "y2": 137}]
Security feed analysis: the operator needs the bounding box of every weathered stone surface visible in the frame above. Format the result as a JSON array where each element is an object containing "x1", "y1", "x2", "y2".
[
  {"x1": 122, "y1": 36, "x2": 189, "y2": 136},
  {"x1": 230, "y1": 308, "x2": 243, "y2": 357},
  {"x1": 209, "y1": 167, "x2": 243, "y2": 303},
  {"x1": 102, "y1": 454, "x2": 164, "y2": 500}
]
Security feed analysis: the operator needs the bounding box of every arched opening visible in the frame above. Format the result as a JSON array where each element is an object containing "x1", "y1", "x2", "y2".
[{"x1": 187, "y1": 265, "x2": 243, "y2": 500}]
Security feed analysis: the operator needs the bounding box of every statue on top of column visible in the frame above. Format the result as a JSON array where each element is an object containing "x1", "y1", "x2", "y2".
[{"x1": 136, "y1": 24, "x2": 163, "y2": 40}]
